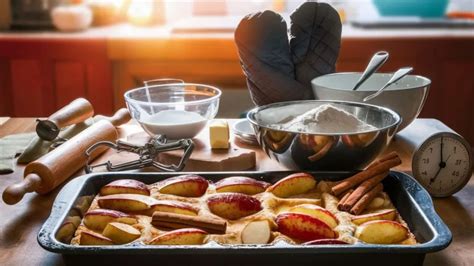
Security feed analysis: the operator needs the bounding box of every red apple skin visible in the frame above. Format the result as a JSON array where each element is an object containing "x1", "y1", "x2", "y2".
[
  {"x1": 97, "y1": 194, "x2": 154, "y2": 212},
  {"x1": 85, "y1": 209, "x2": 127, "y2": 219},
  {"x1": 149, "y1": 228, "x2": 207, "y2": 245},
  {"x1": 215, "y1": 176, "x2": 270, "y2": 195},
  {"x1": 288, "y1": 204, "x2": 339, "y2": 229},
  {"x1": 100, "y1": 179, "x2": 150, "y2": 196},
  {"x1": 303, "y1": 239, "x2": 349, "y2": 245},
  {"x1": 351, "y1": 209, "x2": 397, "y2": 225},
  {"x1": 147, "y1": 200, "x2": 199, "y2": 216},
  {"x1": 56, "y1": 222, "x2": 77, "y2": 243},
  {"x1": 267, "y1": 173, "x2": 317, "y2": 197},
  {"x1": 83, "y1": 209, "x2": 136, "y2": 231},
  {"x1": 275, "y1": 213, "x2": 338, "y2": 242},
  {"x1": 207, "y1": 193, "x2": 262, "y2": 220},
  {"x1": 159, "y1": 175, "x2": 209, "y2": 197},
  {"x1": 80, "y1": 231, "x2": 114, "y2": 245}
]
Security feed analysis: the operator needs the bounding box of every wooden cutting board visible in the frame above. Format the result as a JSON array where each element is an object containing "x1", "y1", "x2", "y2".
[{"x1": 125, "y1": 129, "x2": 257, "y2": 171}]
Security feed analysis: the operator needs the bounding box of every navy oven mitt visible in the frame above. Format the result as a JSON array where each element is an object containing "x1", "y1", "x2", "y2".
[{"x1": 234, "y1": 2, "x2": 342, "y2": 106}]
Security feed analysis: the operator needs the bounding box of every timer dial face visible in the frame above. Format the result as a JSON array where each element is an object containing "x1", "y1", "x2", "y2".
[{"x1": 413, "y1": 133, "x2": 473, "y2": 197}]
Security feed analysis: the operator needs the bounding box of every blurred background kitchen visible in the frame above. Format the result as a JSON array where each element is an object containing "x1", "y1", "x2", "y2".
[{"x1": 0, "y1": 0, "x2": 473, "y2": 145}]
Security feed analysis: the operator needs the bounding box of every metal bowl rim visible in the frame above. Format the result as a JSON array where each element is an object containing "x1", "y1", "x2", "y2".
[{"x1": 246, "y1": 100, "x2": 402, "y2": 136}]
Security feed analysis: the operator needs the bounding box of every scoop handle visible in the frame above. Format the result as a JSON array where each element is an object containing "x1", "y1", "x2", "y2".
[
  {"x1": 352, "y1": 51, "x2": 389, "y2": 91},
  {"x1": 363, "y1": 67, "x2": 414, "y2": 102}
]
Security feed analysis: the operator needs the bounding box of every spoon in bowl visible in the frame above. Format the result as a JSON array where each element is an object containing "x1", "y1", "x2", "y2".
[
  {"x1": 363, "y1": 67, "x2": 414, "y2": 102},
  {"x1": 352, "y1": 51, "x2": 389, "y2": 91}
]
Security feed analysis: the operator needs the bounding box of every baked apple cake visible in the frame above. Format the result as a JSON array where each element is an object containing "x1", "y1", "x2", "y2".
[{"x1": 68, "y1": 171, "x2": 417, "y2": 246}]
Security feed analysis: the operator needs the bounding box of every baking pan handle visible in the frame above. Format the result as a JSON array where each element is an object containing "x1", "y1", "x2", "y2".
[
  {"x1": 37, "y1": 174, "x2": 91, "y2": 251},
  {"x1": 396, "y1": 171, "x2": 452, "y2": 251}
]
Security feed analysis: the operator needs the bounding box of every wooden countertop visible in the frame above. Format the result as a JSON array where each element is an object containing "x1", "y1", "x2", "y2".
[{"x1": 0, "y1": 118, "x2": 472, "y2": 265}]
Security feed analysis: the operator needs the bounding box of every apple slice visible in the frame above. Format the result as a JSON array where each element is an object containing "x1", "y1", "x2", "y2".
[
  {"x1": 102, "y1": 222, "x2": 141, "y2": 244},
  {"x1": 149, "y1": 228, "x2": 207, "y2": 245},
  {"x1": 303, "y1": 239, "x2": 349, "y2": 245},
  {"x1": 97, "y1": 194, "x2": 155, "y2": 212},
  {"x1": 56, "y1": 216, "x2": 81, "y2": 243},
  {"x1": 275, "y1": 213, "x2": 338, "y2": 241},
  {"x1": 267, "y1": 173, "x2": 316, "y2": 198},
  {"x1": 116, "y1": 216, "x2": 139, "y2": 225},
  {"x1": 84, "y1": 209, "x2": 138, "y2": 231},
  {"x1": 79, "y1": 231, "x2": 114, "y2": 245},
  {"x1": 100, "y1": 179, "x2": 150, "y2": 196},
  {"x1": 207, "y1": 193, "x2": 262, "y2": 220},
  {"x1": 147, "y1": 200, "x2": 199, "y2": 216},
  {"x1": 159, "y1": 175, "x2": 209, "y2": 197},
  {"x1": 241, "y1": 220, "x2": 272, "y2": 244},
  {"x1": 351, "y1": 209, "x2": 397, "y2": 225},
  {"x1": 355, "y1": 220, "x2": 409, "y2": 244},
  {"x1": 215, "y1": 176, "x2": 270, "y2": 195},
  {"x1": 287, "y1": 204, "x2": 339, "y2": 229}
]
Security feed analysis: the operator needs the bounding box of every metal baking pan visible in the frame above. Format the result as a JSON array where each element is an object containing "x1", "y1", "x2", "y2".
[{"x1": 38, "y1": 171, "x2": 451, "y2": 266}]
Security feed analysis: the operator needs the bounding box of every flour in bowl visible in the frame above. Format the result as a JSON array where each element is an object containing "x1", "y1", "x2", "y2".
[{"x1": 276, "y1": 104, "x2": 376, "y2": 133}]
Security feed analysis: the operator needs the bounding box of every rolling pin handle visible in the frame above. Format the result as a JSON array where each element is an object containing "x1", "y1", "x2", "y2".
[
  {"x1": 36, "y1": 98, "x2": 94, "y2": 141},
  {"x1": 94, "y1": 108, "x2": 131, "y2": 127},
  {"x1": 2, "y1": 174, "x2": 42, "y2": 205}
]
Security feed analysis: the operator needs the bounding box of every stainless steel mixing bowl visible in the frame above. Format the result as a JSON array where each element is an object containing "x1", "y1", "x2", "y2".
[{"x1": 247, "y1": 100, "x2": 401, "y2": 171}]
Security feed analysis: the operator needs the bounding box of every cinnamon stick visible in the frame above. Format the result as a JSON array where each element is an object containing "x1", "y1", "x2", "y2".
[
  {"x1": 152, "y1": 211, "x2": 227, "y2": 234},
  {"x1": 331, "y1": 155, "x2": 401, "y2": 196},
  {"x1": 350, "y1": 183, "x2": 383, "y2": 215},
  {"x1": 366, "y1": 151, "x2": 398, "y2": 169},
  {"x1": 341, "y1": 171, "x2": 389, "y2": 210},
  {"x1": 337, "y1": 189, "x2": 354, "y2": 211}
]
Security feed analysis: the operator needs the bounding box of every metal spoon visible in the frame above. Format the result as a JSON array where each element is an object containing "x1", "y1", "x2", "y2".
[
  {"x1": 352, "y1": 51, "x2": 389, "y2": 91},
  {"x1": 363, "y1": 67, "x2": 414, "y2": 102}
]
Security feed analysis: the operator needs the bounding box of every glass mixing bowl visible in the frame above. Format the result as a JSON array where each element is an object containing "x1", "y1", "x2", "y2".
[{"x1": 124, "y1": 83, "x2": 221, "y2": 139}]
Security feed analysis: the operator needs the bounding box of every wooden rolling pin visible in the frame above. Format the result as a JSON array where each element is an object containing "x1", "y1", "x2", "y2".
[
  {"x1": 36, "y1": 98, "x2": 94, "y2": 141},
  {"x1": 3, "y1": 120, "x2": 119, "y2": 205}
]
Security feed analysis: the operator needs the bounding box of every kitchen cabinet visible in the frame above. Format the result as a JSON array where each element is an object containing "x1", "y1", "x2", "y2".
[
  {"x1": 108, "y1": 37, "x2": 246, "y2": 106},
  {"x1": 0, "y1": 38, "x2": 113, "y2": 116},
  {"x1": 0, "y1": 25, "x2": 473, "y2": 145}
]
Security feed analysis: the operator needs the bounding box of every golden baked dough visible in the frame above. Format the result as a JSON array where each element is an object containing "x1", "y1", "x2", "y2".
[{"x1": 70, "y1": 176, "x2": 417, "y2": 246}]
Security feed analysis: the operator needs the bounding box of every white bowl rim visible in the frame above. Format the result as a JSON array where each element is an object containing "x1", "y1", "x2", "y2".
[
  {"x1": 247, "y1": 100, "x2": 402, "y2": 136},
  {"x1": 311, "y1": 72, "x2": 431, "y2": 91},
  {"x1": 124, "y1": 83, "x2": 222, "y2": 106}
]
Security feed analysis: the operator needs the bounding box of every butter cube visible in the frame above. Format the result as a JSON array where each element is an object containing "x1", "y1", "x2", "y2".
[{"x1": 209, "y1": 120, "x2": 229, "y2": 149}]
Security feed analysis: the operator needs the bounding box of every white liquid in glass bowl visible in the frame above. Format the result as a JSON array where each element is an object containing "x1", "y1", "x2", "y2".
[{"x1": 141, "y1": 110, "x2": 207, "y2": 139}]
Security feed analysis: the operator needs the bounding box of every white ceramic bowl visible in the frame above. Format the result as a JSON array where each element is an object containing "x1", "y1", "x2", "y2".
[
  {"x1": 51, "y1": 5, "x2": 92, "y2": 32},
  {"x1": 311, "y1": 73, "x2": 430, "y2": 131}
]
